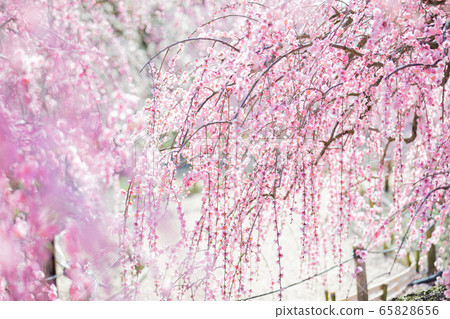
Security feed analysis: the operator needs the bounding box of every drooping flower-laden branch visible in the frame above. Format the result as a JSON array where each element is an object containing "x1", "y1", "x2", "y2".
[{"x1": 128, "y1": 0, "x2": 449, "y2": 300}]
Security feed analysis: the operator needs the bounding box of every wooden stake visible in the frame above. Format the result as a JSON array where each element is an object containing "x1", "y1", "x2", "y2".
[
  {"x1": 415, "y1": 250, "x2": 420, "y2": 273},
  {"x1": 426, "y1": 223, "x2": 436, "y2": 275},
  {"x1": 353, "y1": 246, "x2": 368, "y2": 301},
  {"x1": 381, "y1": 284, "x2": 388, "y2": 301},
  {"x1": 406, "y1": 252, "x2": 413, "y2": 268}
]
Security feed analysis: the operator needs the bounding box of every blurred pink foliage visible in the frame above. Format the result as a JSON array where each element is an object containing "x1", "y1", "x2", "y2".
[{"x1": 0, "y1": 0, "x2": 138, "y2": 300}]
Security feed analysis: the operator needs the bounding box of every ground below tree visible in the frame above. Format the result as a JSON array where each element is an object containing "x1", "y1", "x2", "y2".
[{"x1": 393, "y1": 285, "x2": 448, "y2": 301}]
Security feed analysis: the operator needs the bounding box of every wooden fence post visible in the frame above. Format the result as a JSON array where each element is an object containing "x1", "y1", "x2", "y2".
[
  {"x1": 381, "y1": 284, "x2": 388, "y2": 301},
  {"x1": 353, "y1": 246, "x2": 368, "y2": 301},
  {"x1": 406, "y1": 252, "x2": 412, "y2": 267},
  {"x1": 426, "y1": 223, "x2": 436, "y2": 275},
  {"x1": 383, "y1": 242, "x2": 389, "y2": 257},
  {"x1": 415, "y1": 250, "x2": 420, "y2": 273}
]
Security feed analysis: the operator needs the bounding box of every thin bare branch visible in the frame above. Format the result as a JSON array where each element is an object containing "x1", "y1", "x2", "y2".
[
  {"x1": 234, "y1": 42, "x2": 313, "y2": 119},
  {"x1": 389, "y1": 184, "x2": 450, "y2": 274},
  {"x1": 315, "y1": 128, "x2": 354, "y2": 165},
  {"x1": 140, "y1": 38, "x2": 240, "y2": 73},
  {"x1": 385, "y1": 59, "x2": 442, "y2": 80}
]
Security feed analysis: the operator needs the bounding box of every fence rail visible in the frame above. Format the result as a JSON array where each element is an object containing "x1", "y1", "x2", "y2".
[{"x1": 340, "y1": 265, "x2": 417, "y2": 301}]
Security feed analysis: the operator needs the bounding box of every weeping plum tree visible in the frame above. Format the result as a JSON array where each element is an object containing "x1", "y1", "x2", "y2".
[{"x1": 127, "y1": 0, "x2": 450, "y2": 300}]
